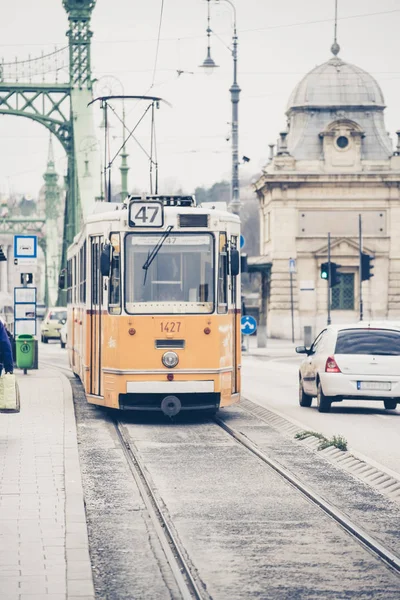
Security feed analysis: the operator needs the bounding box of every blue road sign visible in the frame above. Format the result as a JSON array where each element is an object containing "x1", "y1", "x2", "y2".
[
  {"x1": 289, "y1": 258, "x2": 296, "y2": 273},
  {"x1": 14, "y1": 235, "x2": 37, "y2": 259},
  {"x1": 241, "y1": 315, "x2": 257, "y2": 336},
  {"x1": 240, "y1": 234, "x2": 245, "y2": 250}
]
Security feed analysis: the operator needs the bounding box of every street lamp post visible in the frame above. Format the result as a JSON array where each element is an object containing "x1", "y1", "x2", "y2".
[{"x1": 201, "y1": 0, "x2": 241, "y2": 216}]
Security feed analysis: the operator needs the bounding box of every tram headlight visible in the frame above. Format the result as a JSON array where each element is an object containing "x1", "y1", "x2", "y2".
[{"x1": 162, "y1": 351, "x2": 179, "y2": 368}]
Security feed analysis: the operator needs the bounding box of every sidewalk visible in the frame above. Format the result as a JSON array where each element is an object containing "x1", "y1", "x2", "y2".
[
  {"x1": 0, "y1": 368, "x2": 94, "y2": 600},
  {"x1": 242, "y1": 335, "x2": 302, "y2": 358}
]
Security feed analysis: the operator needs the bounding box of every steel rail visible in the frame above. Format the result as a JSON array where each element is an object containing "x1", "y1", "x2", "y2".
[
  {"x1": 215, "y1": 416, "x2": 400, "y2": 575},
  {"x1": 40, "y1": 360, "x2": 74, "y2": 377},
  {"x1": 114, "y1": 421, "x2": 206, "y2": 600}
]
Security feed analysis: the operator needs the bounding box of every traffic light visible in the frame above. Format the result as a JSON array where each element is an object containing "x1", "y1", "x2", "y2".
[
  {"x1": 20, "y1": 273, "x2": 33, "y2": 285},
  {"x1": 361, "y1": 253, "x2": 374, "y2": 281},
  {"x1": 320, "y1": 262, "x2": 341, "y2": 287},
  {"x1": 330, "y1": 263, "x2": 341, "y2": 287},
  {"x1": 320, "y1": 262, "x2": 329, "y2": 280}
]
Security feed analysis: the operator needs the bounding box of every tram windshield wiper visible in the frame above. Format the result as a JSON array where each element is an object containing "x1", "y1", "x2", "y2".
[{"x1": 142, "y1": 225, "x2": 173, "y2": 284}]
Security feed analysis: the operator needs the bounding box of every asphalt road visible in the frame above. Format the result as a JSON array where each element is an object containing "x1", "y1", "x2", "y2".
[{"x1": 242, "y1": 354, "x2": 400, "y2": 477}]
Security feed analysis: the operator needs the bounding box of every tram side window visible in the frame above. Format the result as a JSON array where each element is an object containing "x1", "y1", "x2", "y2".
[
  {"x1": 80, "y1": 242, "x2": 86, "y2": 303},
  {"x1": 218, "y1": 233, "x2": 228, "y2": 314},
  {"x1": 109, "y1": 233, "x2": 121, "y2": 315},
  {"x1": 92, "y1": 242, "x2": 99, "y2": 305},
  {"x1": 73, "y1": 256, "x2": 78, "y2": 304},
  {"x1": 67, "y1": 259, "x2": 72, "y2": 304},
  {"x1": 230, "y1": 236, "x2": 238, "y2": 306}
]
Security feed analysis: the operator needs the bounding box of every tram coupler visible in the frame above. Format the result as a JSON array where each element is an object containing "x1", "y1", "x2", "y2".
[{"x1": 161, "y1": 395, "x2": 182, "y2": 417}]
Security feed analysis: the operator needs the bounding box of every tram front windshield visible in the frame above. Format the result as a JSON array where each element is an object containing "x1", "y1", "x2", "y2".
[{"x1": 125, "y1": 233, "x2": 214, "y2": 314}]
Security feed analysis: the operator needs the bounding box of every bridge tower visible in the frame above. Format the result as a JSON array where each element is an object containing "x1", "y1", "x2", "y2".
[{"x1": 0, "y1": 0, "x2": 101, "y2": 305}]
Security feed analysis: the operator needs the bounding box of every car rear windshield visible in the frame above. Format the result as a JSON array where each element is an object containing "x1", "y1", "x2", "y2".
[
  {"x1": 335, "y1": 329, "x2": 400, "y2": 356},
  {"x1": 49, "y1": 310, "x2": 67, "y2": 321}
]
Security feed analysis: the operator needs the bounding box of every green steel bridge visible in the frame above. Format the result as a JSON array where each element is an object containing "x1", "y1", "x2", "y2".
[{"x1": 0, "y1": 0, "x2": 101, "y2": 305}]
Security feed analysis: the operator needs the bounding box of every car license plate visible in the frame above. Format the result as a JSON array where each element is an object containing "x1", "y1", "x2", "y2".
[{"x1": 357, "y1": 381, "x2": 392, "y2": 391}]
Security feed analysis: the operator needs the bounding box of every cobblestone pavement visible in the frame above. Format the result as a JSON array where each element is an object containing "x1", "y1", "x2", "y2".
[{"x1": 0, "y1": 368, "x2": 94, "y2": 600}]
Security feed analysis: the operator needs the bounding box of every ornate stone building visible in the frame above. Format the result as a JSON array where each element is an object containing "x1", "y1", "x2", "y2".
[{"x1": 253, "y1": 44, "x2": 400, "y2": 341}]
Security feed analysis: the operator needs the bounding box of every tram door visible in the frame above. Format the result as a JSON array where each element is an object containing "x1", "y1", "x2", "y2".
[
  {"x1": 90, "y1": 237, "x2": 103, "y2": 396},
  {"x1": 231, "y1": 237, "x2": 239, "y2": 394}
]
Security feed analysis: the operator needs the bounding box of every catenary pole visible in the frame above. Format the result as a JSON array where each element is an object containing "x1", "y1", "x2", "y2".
[
  {"x1": 327, "y1": 232, "x2": 331, "y2": 326},
  {"x1": 359, "y1": 214, "x2": 363, "y2": 321}
]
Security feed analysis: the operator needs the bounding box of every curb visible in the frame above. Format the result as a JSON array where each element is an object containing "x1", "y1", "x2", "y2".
[
  {"x1": 60, "y1": 373, "x2": 95, "y2": 600},
  {"x1": 240, "y1": 397, "x2": 400, "y2": 505}
]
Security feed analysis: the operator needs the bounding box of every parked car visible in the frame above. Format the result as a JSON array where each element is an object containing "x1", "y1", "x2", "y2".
[
  {"x1": 296, "y1": 323, "x2": 400, "y2": 413},
  {"x1": 60, "y1": 322, "x2": 67, "y2": 349},
  {"x1": 36, "y1": 304, "x2": 47, "y2": 320},
  {"x1": 40, "y1": 308, "x2": 67, "y2": 343}
]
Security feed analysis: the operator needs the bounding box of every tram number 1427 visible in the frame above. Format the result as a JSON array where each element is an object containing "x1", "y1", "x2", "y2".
[{"x1": 160, "y1": 321, "x2": 181, "y2": 333}]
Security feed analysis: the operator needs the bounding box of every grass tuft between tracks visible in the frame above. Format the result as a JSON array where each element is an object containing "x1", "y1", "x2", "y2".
[{"x1": 295, "y1": 430, "x2": 348, "y2": 452}]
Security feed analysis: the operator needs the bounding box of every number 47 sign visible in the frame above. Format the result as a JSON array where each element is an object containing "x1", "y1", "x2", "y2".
[{"x1": 128, "y1": 201, "x2": 164, "y2": 227}]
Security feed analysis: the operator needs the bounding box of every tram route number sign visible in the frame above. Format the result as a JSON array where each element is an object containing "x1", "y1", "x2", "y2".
[
  {"x1": 241, "y1": 315, "x2": 257, "y2": 336},
  {"x1": 129, "y1": 201, "x2": 164, "y2": 228}
]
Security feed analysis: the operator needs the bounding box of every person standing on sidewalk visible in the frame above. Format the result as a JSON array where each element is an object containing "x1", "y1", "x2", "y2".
[{"x1": 0, "y1": 319, "x2": 14, "y2": 374}]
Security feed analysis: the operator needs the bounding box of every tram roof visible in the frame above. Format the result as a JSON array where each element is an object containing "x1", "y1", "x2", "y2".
[
  {"x1": 85, "y1": 200, "x2": 240, "y2": 224},
  {"x1": 70, "y1": 199, "x2": 240, "y2": 248}
]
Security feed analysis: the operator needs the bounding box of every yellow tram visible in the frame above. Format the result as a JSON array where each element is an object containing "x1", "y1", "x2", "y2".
[{"x1": 65, "y1": 195, "x2": 241, "y2": 415}]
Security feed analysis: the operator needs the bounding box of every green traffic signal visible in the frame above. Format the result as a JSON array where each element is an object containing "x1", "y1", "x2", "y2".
[
  {"x1": 320, "y1": 262, "x2": 329, "y2": 280},
  {"x1": 320, "y1": 261, "x2": 341, "y2": 287}
]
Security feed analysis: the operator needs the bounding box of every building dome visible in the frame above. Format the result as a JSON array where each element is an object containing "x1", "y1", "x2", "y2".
[{"x1": 287, "y1": 56, "x2": 385, "y2": 112}]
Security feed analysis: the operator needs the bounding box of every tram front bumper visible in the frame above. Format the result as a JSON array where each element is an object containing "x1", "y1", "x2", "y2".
[
  {"x1": 126, "y1": 381, "x2": 214, "y2": 394},
  {"x1": 120, "y1": 380, "x2": 219, "y2": 411}
]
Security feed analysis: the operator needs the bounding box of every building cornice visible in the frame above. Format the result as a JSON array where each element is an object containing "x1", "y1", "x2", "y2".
[{"x1": 254, "y1": 172, "x2": 400, "y2": 191}]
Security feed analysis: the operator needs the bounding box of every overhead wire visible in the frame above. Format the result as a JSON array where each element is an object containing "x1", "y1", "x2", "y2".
[{"x1": 151, "y1": 0, "x2": 166, "y2": 89}]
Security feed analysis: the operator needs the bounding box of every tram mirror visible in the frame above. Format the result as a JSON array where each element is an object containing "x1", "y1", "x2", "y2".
[
  {"x1": 100, "y1": 245, "x2": 111, "y2": 277},
  {"x1": 230, "y1": 249, "x2": 240, "y2": 277},
  {"x1": 58, "y1": 271, "x2": 66, "y2": 289}
]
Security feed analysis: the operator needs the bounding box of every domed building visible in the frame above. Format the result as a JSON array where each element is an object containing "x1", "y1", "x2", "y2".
[{"x1": 253, "y1": 44, "x2": 400, "y2": 341}]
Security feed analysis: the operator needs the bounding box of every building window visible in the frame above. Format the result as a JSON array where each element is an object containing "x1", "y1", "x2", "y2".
[
  {"x1": 332, "y1": 273, "x2": 354, "y2": 310},
  {"x1": 336, "y1": 135, "x2": 349, "y2": 149}
]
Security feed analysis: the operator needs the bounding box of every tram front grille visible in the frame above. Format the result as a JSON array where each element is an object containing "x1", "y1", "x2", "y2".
[{"x1": 155, "y1": 339, "x2": 185, "y2": 349}]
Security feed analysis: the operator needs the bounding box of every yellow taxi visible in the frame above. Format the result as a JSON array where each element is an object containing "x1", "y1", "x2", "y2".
[{"x1": 40, "y1": 307, "x2": 67, "y2": 343}]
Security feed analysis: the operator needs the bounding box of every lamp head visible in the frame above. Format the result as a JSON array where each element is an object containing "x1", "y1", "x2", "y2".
[{"x1": 200, "y1": 52, "x2": 219, "y2": 76}]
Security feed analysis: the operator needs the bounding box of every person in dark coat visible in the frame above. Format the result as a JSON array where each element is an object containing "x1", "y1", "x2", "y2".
[{"x1": 0, "y1": 320, "x2": 14, "y2": 374}]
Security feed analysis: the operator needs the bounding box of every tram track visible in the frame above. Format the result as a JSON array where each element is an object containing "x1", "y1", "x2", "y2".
[
  {"x1": 114, "y1": 419, "x2": 207, "y2": 600},
  {"x1": 42, "y1": 356, "x2": 400, "y2": 590},
  {"x1": 40, "y1": 359, "x2": 74, "y2": 378},
  {"x1": 214, "y1": 414, "x2": 400, "y2": 577}
]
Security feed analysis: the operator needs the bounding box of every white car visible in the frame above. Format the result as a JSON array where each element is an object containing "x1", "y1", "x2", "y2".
[
  {"x1": 60, "y1": 322, "x2": 67, "y2": 349},
  {"x1": 296, "y1": 323, "x2": 400, "y2": 413}
]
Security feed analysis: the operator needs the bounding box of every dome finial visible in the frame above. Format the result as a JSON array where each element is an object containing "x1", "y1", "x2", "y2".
[{"x1": 331, "y1": 0, "x2": 340, "y2": 56}]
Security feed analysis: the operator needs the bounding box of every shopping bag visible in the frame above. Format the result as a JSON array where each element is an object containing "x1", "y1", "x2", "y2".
[{"x1": 0, "y1": 373, "x2": 20, "y2": 413}]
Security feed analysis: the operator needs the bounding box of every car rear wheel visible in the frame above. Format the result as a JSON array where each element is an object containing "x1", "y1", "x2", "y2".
[
  {"x1": 42, "y1": 336, "x2": 48, "y2": 344},
  {"x1": 317, "y1": 381, "x2": 332, "y2": 413},
  {"x1": 299, "y1": 378, "x2": 313, "y2": 407},
  {"x1": 384, "y1": 400, "x2": 397, "y2": 410},
  {"x1": 60, "y1": 341, "x2": 66, "y2": 349}
]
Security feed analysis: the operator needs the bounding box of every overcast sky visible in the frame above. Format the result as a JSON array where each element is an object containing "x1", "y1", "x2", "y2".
[{"x1": 1, "y1": 0, "x2": 400, "y2": 198}]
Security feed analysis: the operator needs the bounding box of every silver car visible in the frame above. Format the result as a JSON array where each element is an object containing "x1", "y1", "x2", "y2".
[{"x1": 296, "y1": 323, "x2": 400, "y2": 413}]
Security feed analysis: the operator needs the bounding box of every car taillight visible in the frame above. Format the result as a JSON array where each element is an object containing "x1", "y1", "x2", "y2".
[{"x1": 325, "y1": 356, "x2": 341, "y2": 373}]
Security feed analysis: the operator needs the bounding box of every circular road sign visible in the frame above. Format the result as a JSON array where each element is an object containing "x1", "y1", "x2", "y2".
[
  {"x1": 240, "y1": 234, "x2": 245, "y2": 250},
  {"x1": 241, "y1": 315, "x2": 257, "y2": 336}
]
